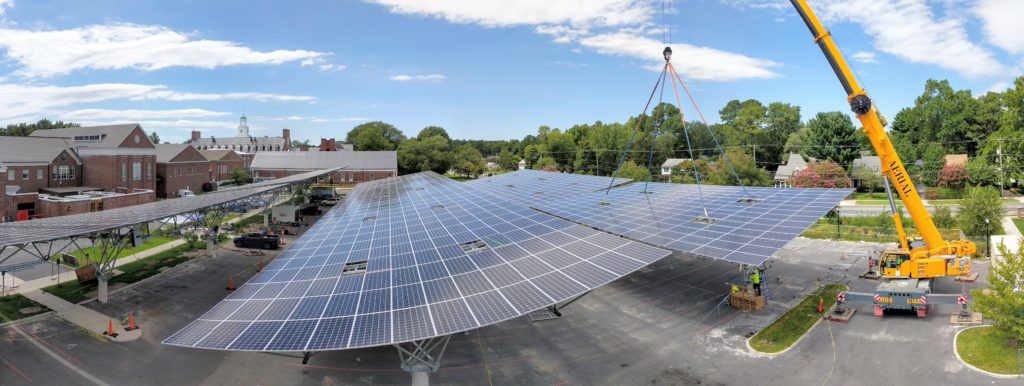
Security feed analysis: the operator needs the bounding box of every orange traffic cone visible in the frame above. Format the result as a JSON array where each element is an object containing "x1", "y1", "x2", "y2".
[
  {"x1": 104, "y1": 319, "x2": 117, "y2": 337},
  {"x1": 258, "y1": 260, "x2": 263, "y2": 272},
  {"x1": 226, "y1": 276, "x2": 235, "y2": 291},
  {"x1": 818, "y1": 297, "x2": 824, "y2": 313},
  {"x1": 126, "y1": 312, "x2": 138, "y2": 331}
]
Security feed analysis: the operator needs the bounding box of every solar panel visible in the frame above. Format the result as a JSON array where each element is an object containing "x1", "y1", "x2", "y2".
[
  {"x1": 164, "y1": 171, "x2": 671, "y2": 352},
  {"x1": 463, "y1": 169, "x2": 630, "y2": 205},
  {"x1": 0, "y1": 168, "x2": 338, "y2": 247},
  {"x1": 531, "y1": 180, "x2": 852, "y2": 265}
]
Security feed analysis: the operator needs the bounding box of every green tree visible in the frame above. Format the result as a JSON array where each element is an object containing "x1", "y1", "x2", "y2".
[
  {"x1": 920, "y1": 143, "x2": 946, "y2": 186},
  {"x1": 705, "y1": 149, "x2": 770, "y2": 186},
  {"x1": 852, "y1": 165, "x2": 882, "y2": 192},
  {"x1": 397, "y1": 136, "x2": 452, "y2": 174},
  {"x1": 670, "y1": 159, "x2": 710, "y2": 184},
  {"x1": 890, "y1": 79, "x2": 986, "y2": 155},
  {"x1": 803, "y1": 111, "x2": 860, "y2": 169},
  {"x1": 533, "y1": 156, "x2": 558, "y2": 171},
  {"x1": 784, "y1": 126, "x2": 809, "y2": 155},
  {"x1": 346, "y1": 121, "x2": 406, "y2": 150},
  {"x1": 972, "y1": 243, "x2": 1024, "y2": 342},
  {"x1": 931, "y1": 206, "x2": 957, "y2": 229},
  {"x1": 497, "y1": 148, "x2": 518, "y2": 171},
  {"x1": 957, "y1": 186, "x2": 1002, "y2": 239},
  {"x1": 966, "y1": 157, "x2": 998, "y2": 187},
  {"x1": 544, "y1": 129, "x2": 576, "y2": 172},
  {"x1": 148, "y1": 131, "x2": 161, "y2": 145},
  {"x1": 417, "y1": 126, "x2": 451, "y2": 142},
  {"x1": 453, "y1": 144, "x2": 485, "y2": 177},
  {"x1": 230, "y1": 168, "x2": 252, "y2": 184},
  {"x1": 1, "y1": 119, "x2": 80, "y2": 136},
  {"x1": 290, "y1": 139, "x2": 311, "y2": 148},
  {"x1": 616, "y1": 160, "x2": 650, "y2": 181}
]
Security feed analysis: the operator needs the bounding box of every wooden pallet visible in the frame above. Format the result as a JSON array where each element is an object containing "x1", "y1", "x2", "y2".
[
  {"x1": 949, "y1": 312, "x2": 983, "y2": 326},
  {"x1": 730, "y1": 290, "x2": 764, "y2": 311},
  {"x1": 954, "y1": 273, "x2": 979, "y2": 283}
]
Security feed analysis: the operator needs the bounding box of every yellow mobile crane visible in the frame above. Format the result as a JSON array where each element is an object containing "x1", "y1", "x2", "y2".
[{"x1": 790, "y1": 0, "x2": 975, "y2": 316}]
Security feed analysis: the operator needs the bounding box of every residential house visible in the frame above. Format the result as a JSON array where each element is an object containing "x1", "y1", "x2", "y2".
[
  {"x1": 774, "y1": 153, "x2": 813, "y2": 188},
  {"x1": 0, "y1": 137, "x2": 83, "y2": 220},
  {"x1": 661, "y1": 158, "x2": 686, "y2": 176}
]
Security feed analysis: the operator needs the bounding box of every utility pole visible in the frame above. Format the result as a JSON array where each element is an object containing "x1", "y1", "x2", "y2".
[{"x1": 998, "y1": 138, "x2": 1004, "y2": 198}]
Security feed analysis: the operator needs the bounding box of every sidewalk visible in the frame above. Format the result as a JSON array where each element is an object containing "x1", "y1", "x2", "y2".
[{"x1": 21, "y1": 290, "x2": 142, "y2": 342}]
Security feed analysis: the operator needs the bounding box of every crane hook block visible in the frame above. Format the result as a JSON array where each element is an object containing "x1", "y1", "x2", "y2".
[
  {"x1": 663, "y1": 46, "x2": 672, "y2": 61},
  {"x1": 850, "y1": 94, "x2": 872, "y2": 115}
]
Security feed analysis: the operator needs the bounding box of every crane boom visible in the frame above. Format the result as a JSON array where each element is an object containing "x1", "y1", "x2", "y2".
[{"x1": 789, "y1": 0, "x2": 975, "y2": 279}]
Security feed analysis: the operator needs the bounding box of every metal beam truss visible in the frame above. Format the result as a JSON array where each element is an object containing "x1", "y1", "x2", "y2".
[
  {"x1": 529, "y1": 291, "x2": 591, "y2": 321},
  {"x1": 0, "y1": 177, "x2": 322, "y2": 301}
]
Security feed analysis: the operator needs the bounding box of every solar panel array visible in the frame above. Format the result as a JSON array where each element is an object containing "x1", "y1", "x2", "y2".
[
  {"x1": 164, "y1": 172, "x2": 671, "y2": 352},
  {"x1": 0, "y1": 168, "x2": 337, "y2": 247},
  {"x1": 532, "y1": 181, "x2": 852, "y2": 265},
  {"x1": 463, "y1": 169, "x2": 630, "y2": 205}
]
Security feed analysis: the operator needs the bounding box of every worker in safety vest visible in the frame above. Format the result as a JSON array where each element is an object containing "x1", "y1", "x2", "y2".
[{"x1": 751, "y1": 270, "x2": 762, "y2": 296}]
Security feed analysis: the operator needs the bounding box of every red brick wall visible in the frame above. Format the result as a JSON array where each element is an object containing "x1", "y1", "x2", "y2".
[
  {"x1": 156, "y1": 161, "x2": 211, "y2": 198},
  {"x1": 210, "y1": 158, "x2": 245, "y2": 182},
  {"x1": 81, "y1": 154, "x2": 156, "y2": 192}
]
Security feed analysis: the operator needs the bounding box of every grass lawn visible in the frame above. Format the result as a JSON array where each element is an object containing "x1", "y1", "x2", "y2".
[
  {"x1": 447, "y1": 175, "x2": 475, "y2": 182},
  {"x1": 956, "y1": 326, "x2": 1021, "y2": 375},
  {"x1": 749, "y1": 283, "x2": 847, "y2": 353},
  {"x1": 1015, "y1": 218, "x2": 1024, "y2": 235},
  {"x1": 801, "y1": 222, "x2": 961, "y2": 244},
  {"x1": 43, "y1": 240, "x2": 205, "y2": 303},
  {"x1": 0, "y1": 294, "x2": 48, "y2": 322},
  {"x1": 855, "y1": 200, "x2": 889, "y2": 206},
  {"x1": 66, "y1": 236, "x2": 175, "y2": 264},
  {"x1": 850, "y1": 192, "x2": 889, "y2": 200}
]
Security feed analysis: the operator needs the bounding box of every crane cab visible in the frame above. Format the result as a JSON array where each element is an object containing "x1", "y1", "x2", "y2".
[{"x1": 875, "y1": 250, "x2": 972, "y2": 279}]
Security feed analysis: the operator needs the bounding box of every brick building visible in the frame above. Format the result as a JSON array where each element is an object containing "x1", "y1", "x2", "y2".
[
  {"x1": 199, "y1": 149, "x2": 248, "y2": 184},
  {"x1": 31, "y1": 124, "x2": 158, "y2": 193},
  {"x1": 0, "y1": 137, "x2": 84, "y2": 220},
  {"x1": 250, "y1": 151, "x2": 397, "y2": 183},
  {"x1": 155, "y1": 144, "x2": 212, "y2": 198},
  {"x1": 188, "y1": 115, "x2": 292, "y2": 153}
]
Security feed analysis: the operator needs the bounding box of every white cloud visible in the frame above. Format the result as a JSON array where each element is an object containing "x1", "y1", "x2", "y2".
[
  {"x1": 721, "y1": 0, "x2": 789, "y2": 11},
  {"x1": 366, "y1": 0, "x2": 652, "y2": 28},
  {"x1": 256, "y1": 115, "x2": 370, "y2": 123},
  {"x1": 812, "y1": 0, "x2": 1008, "y2": 79},
  {"x1": 973, "y1": 0, "x2": 1024, "y2": 55},
  {"x1": 0, "y1": 23, "x2": 332, "y2": 77},
  {"x1": 851, "y1": 51, "x2": 878, "y2": 64},
  {"x1": 369, "y1": 0, "x2": 780, "y2": 81},
  {"x1": 579, "y1": 32, "x2": 780, "y2": 81},
  {"x1": 60, "y1": 108, "x2": 230, "y2": 120},
  {"x1": 0, "y1": 0, "x2": 12, "y2": 15},
  {"x1": 986, "y1": 81, "x2": 1010, "y2": 94},
  {"x1": 390, "y1": 74, "x2": 447, "y2": 82},
  {"x1": 0, "y1": 82, "x2": 317, "y2": 120}
]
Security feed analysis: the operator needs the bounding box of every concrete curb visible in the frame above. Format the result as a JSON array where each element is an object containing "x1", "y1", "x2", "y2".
[
  {"x1": 952, "y1": 326, "x2": 1020, "y2": 379},
  {"x1": 0, "y1": 310, "x2": 56, "y2": 329},
  {"x1": 746, "y1": 317, "x2": 823, "y2": 357}
]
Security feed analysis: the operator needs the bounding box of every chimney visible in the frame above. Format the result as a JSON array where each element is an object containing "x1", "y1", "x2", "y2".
[
  {"x1": 282, "y1": 128, "x2": 291, "y2": 147},
  {"x1": 191, "y1": 130, "x2": 201, "y2": 142},
  {"x1": 319, "y1": 138, "x2": 338, "y2": 151}
]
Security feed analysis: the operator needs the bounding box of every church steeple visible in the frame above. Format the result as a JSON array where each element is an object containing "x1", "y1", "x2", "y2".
[{"x1": 237, "y1": 114, "x2": 249, "y2": 137}]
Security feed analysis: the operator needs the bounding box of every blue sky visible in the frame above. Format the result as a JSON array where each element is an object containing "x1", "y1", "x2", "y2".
[{"x1": 0, "y1": 0, "x2": 1021, "y2": 143}]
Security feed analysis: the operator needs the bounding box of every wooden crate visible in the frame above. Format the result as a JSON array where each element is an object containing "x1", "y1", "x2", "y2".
[{"x1": 730, "y1": 289, "x2": 764, "y2": 311}]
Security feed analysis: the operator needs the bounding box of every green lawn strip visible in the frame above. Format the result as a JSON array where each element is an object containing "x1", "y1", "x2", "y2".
[
  {"x1": 0, "y1": 294, "x2": 49, "y2": 322},
  {"x1": 749, "y1": 283, "x2": 847, "y2": 353},
  {"x1": 850, "y1": 192, "x2": 890, "y2": 200},
  {"x1": 42, "y1": 241, "x2": 205, "y2": 303},
  {"x1": 800, "y1": 223, "x2": 959, "y2": 243},
  {"x1": 956, "y1": 326, "x2": 1021, "y2": 375},
  {"x1": 854, "y1": 200, "x2": 889, "y2": 205},
  {"x1": 447, "y1": 175, "x2": 474, "y2": 182},
  {"x1": 1015, "y1": 218, "x2": 1024, "y2": 234},
  {"x1": 66, "y1": 236, "x2": 175, "y2": 264}
]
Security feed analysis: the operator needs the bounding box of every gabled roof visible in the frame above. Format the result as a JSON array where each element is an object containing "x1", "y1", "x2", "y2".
[
  {"x1": 852, "y1": 155, "x2": 881, "y2": 171},
  {"x1": 0, "y1": 136, "x2": 81, "y2": 168},
  {"x1": 250, "y1": 151, "x2": 397, "y2": 171},
  {"x1": 775, "y1": 153, "x2": 810, "y2": 179},
  {"x1": 155, "y1": 144, "x2": 190, "y2": 163},
  {"x1": 661, "y1": 158, "x2": 687, "y2": 169},
  {"x1": 30, "y1": 124, "x2": 149, "y2": 148},
  {"x1": 198, "y1": 149, "x2": 241, "y2": 161}
]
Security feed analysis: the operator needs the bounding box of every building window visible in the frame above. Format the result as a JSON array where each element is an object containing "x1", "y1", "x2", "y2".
[
  {"x1": 90, "y1": 201, "x2": 103, "y2": 212},
  {"x1": 36, "y1": 168, "x2": 43, "y2": 180},
  {"x1": 122, "y1": 161, "x2": 127, "y2": 181},
  {"x1": 132, "y1": 161, "x2": 142, "y2": 181},
  {"x1": 54, "y1": 165, "x2": 73, "y2": 180},
  {"x1": 147, "y1": 161, "x2": 152, "y2": 179},
  {"x1": 22, "y1": 169, "x2": 28, "y2": 180},
  {"x1": 7, "y1": 169, "x2": 13, "y2": 181},
  {"x1": 52, "y1": 166, "x2": 58, "y2": 180},
  {"x1": 369, "y1": 172, "x2": 374, "y2": 180}
]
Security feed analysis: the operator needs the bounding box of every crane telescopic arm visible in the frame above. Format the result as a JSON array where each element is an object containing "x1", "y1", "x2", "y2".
[{"x1": 789, "y1": 0, "x2": 975, "y2": 261}]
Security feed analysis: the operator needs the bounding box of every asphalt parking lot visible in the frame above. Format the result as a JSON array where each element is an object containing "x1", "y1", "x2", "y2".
[{"x1": 0, "y1": 229, "x2": 1014, "y2": 385}]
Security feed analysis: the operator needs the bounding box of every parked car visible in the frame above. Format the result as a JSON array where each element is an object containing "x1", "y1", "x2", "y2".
[
  {"x1": 319, "y1": 198, "x2": 340, "y2": 206},
  {"x1": 298, "y1": 204, "x2": 322, "y2": 216},
  {"x1": 233, "y1": 232, "x2": 280, "y2": 249}
]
